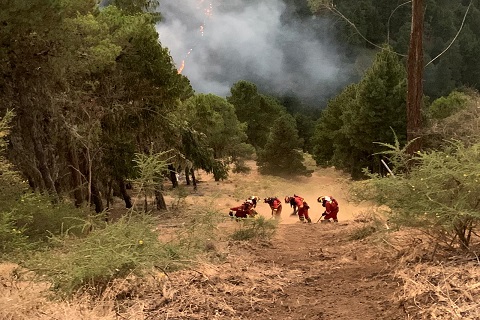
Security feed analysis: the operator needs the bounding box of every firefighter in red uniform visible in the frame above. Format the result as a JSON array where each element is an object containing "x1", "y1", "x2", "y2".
[
  {"x1": 264, "y1": 196, "x2": 283, "y2": 219},
  {"x1": 229, "y1": 200, "x2": 257, "y2": 219},
  {"x1": 290, "y1": 194, "x2": 311, "y2": 223},
  {"x1": 317, "y1": 196, "x2": 339, "y2": 222}
]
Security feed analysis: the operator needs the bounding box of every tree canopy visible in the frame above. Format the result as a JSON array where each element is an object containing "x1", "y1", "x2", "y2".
[
  {"x1": 307, "y1": 0, "x2": 480, "y2": 100},
  {"x1": 257, "y1": 114, "x2": 309, "y2": 176},
  {"x1": 312, "y1": 47, "x2": 407, "y2": 178}
]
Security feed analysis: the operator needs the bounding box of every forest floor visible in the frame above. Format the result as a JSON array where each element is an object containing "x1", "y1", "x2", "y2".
[{"x1": 1, "y1": 160, "x2": 479, "y2": 319}]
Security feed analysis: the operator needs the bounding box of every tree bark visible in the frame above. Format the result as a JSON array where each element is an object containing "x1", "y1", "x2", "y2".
[
  {"x1": 31, "y1": 126, "x2": 57, "y2": 196},
  {"x1": 191, "y1": 168, "x2": 197, "y2": 191},
  {"x1": 406, "y1": 0, "x2": 424, "y2": 154},
  {"x1": 117, "y1": 178, "x2": 133, "y2": 208},
  {"x1": 106, "y1": 179, "x2": 113, "y2": 208},
  {"x1": 168, "y1": 164, "x2": 178, "y2": 188},
  {"x1": 155, "y1": 180, "x2": 167, "y2": 210},
  {"x1": 185, "y1": 167, "x2": 191, "y2": 185},
  {"x1": 90, "y1": 178, "x2": 104, "y2": 213},
  {"x1": 66, "y1": 143, "x2": 84, "y2": 207}
]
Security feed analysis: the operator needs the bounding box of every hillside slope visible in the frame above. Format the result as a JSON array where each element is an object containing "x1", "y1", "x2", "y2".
[{"x1": 2, "y1": 163, "x2": 478, "y2": 319}]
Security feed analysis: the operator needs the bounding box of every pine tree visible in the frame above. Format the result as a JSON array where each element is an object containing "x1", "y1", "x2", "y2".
[{"x1": 257, "y1": 114, "x2": 308, "y2": 176}]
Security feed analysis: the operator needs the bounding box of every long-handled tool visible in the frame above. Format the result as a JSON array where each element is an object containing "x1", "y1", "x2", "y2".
[{"x1": 316, "y1": 212, "x2": 326, "y2": 223}]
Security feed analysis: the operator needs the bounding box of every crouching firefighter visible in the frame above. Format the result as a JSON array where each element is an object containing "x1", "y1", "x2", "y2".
[
  {"x1": 264, "y1": 196, "x2": 282, "y2": 219},
  {"x1": 229, "y1": 200, "x2": 257, "y2": 219},
  {"x1": 287, "y1": 195, "x2": 311, "y2": 223},
  {"x1": 317, "y1": 196, "x2": 339, "y2": 222}
]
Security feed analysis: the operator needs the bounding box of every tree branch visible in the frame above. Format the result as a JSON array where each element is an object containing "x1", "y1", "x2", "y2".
[
  {"x1": 320, "y1": 4, "x2": 407, "y2": 57},
  {"x1": 425, "y1": 0, "x2": 473, "y2": 67},
  {"x1": 387, "y1": 0, "x2": 412, "y2": 45}
]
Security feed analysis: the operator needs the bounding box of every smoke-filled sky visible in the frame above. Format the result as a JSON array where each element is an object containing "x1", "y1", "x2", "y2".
[{"x1": 156, "y1": 0, "x2": 357, "y2": 107}]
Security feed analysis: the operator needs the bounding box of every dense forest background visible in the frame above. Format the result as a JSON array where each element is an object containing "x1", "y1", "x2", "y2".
[{"x1": 1, "y1": 0, "x2": 480, "y2": 213}]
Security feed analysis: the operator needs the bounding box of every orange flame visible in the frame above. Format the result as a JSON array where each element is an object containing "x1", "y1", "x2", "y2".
[
  {"x1": 177, "y1": 1, "x2": 215, "y2": 74},
  {"x1": 177, "y1": 60, "x2": 185, "y2": 74}
]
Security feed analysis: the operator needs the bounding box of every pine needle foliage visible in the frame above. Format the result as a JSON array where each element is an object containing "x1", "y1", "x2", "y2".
[
  {"x1": 26, "y1": 213, "x2": 188, "y2": 296},
  {"x1": 351, "y1": 138, "x2": 480, "y2": 249}
]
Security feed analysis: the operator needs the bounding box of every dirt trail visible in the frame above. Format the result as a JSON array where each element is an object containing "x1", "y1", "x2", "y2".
[
  {"x1": 174, "y1": 161, "x2": 372, "y2": 224},
  {"x1": 156, "y1": 163, "x2": 406, "y2": 319},
  {"x1": 240, "y1": 222, "x2": 405, "y2": 320},
  {"x1": 146, "y1": 220, "x2": 406, "y2": 319}
]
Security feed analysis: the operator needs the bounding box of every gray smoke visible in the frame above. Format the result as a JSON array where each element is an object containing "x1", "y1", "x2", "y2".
[{"x1": 156, "y1": 0, "x2": 356, "y2": 107}]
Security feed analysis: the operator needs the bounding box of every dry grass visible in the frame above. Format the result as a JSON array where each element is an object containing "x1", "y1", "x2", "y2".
[
  {"x1": 396, "y1": 261, "x2": 480, "y2": 319},
  {"x1": 381, "y1": 229, "x2": 480, "y2": 320},
  {"x1": 0, "y1": 242, "x2": 298, "y2": 320},
  {"x1": 141, "y1": 248, "x2": 299, "y2": 319}
]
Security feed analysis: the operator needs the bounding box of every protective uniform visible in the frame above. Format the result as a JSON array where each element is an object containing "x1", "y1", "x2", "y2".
[
  {"x1": 284, "y1": 196, "x2": 298, "y2": 215},
  {"x1": 229, "y1": 201, "x2": 256, "y2": 218},
  {"x1": 293, "y1": 195, "x2": 311, "y2": 223},
  {"x1": 264, "y1": 197, "x2": 282, "y2": 218},
  {"x1": 318, "y1": 196, "x2": 339, "y2": 222},
  {"x1": 248, "y1": 196, "x2": 260, "y2": 208}
]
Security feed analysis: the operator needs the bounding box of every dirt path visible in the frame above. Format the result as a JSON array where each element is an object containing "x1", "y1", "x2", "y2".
[
  {"x1": 150, "y1": 162, "x2": 407, "y2": 319},
  {"x1": 145, "y1": 219, "x2": 406, "y2": 320},
  {"x1": 244, "y1": 222, "x2": 405, "y2": 320}
]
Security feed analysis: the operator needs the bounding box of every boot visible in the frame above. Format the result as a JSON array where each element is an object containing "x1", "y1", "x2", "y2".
[{"x1": 306, "y1": 217, "x2": 312, "y2": 223}]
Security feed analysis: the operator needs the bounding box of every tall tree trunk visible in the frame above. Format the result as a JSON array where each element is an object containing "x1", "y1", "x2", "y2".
[
  {"x1": 168, "y1": 164, "x2": 178, "y2": 188},
  {"x1": 406, "y1": 0, "x2": 424, "y2": 154},
  {"x1": 66, "y1": 143, "x2": 84, "y2": 207},
  {"x1": 106, "y1": 179, "x2": 113, "y2": 208},
  {"x1": 191, "y1": 168, "x2": 197, "y2": 191},
  {"x1": 117, "y1": 177, "x2": 133, "y2": 208},
  {"x1": 185, "y1": 167, "x2": 191, "y2": 185},
  {"x1": 155, "y1": 183, "x2": 167, "y2": 210},
  {"x1": 31, "y1": 126, "x2": 57, "y2": 196},
  {"x1": 90, "y1": 178, "x2": 104, "y2": 213}
]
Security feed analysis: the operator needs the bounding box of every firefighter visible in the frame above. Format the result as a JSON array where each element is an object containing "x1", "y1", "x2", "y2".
[
  {"x1": 317, "y1": 196, "x2": 339, "y2": 222},
  {"x1": 289, "y1": 194, "x2": 311, "y2": 223},
  {"x1": 264, "y1": 196, "x2": 283, "y2": 219},
  {"x1": 229, "y1": 200, "x2": 257, "y2": 219}
]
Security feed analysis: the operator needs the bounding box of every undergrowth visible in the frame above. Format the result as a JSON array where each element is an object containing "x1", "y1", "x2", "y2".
[
  {"x1": 24, "y1": 213, "x2": 190, "y2": 296},
  {"x1": 230, "y1": 216, "x2": 278, "y2": 241}
]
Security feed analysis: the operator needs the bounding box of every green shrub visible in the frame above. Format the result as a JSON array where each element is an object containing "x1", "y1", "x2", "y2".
[
  {"x1": 232, "y1": 159, "x2": 251, "y2": 174},
  {"x1": 12, "y1": 193, "x2": 91, "y2": 243},
  {"x1": 231, "y1": 216, "x2": 278, "y2": 241},
  {"x1": 429, "y1": 91, "x2": 469, "y2": 120},
  {"x1": 351, "y1": 140, "x2": 480, "y2": 249},
  {"x1": 177, "y1": 210, "x2": 221, "y2": 251},
  {"x1": 26, "y1": 213, "x2": 190, "y2": 296},
  {"x1": 0, "y1": 211, "x2": 31, "y2": 256}
]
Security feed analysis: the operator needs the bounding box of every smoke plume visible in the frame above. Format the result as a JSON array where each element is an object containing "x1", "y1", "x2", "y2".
[{"x1": 156, "y1": 0, "x2": 357, "y2": 108}]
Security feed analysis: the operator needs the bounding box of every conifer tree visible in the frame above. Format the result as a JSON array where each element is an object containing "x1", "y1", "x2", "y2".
[{"x1": 257, "y1": 114, "x2": 308, "y2": 176}]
